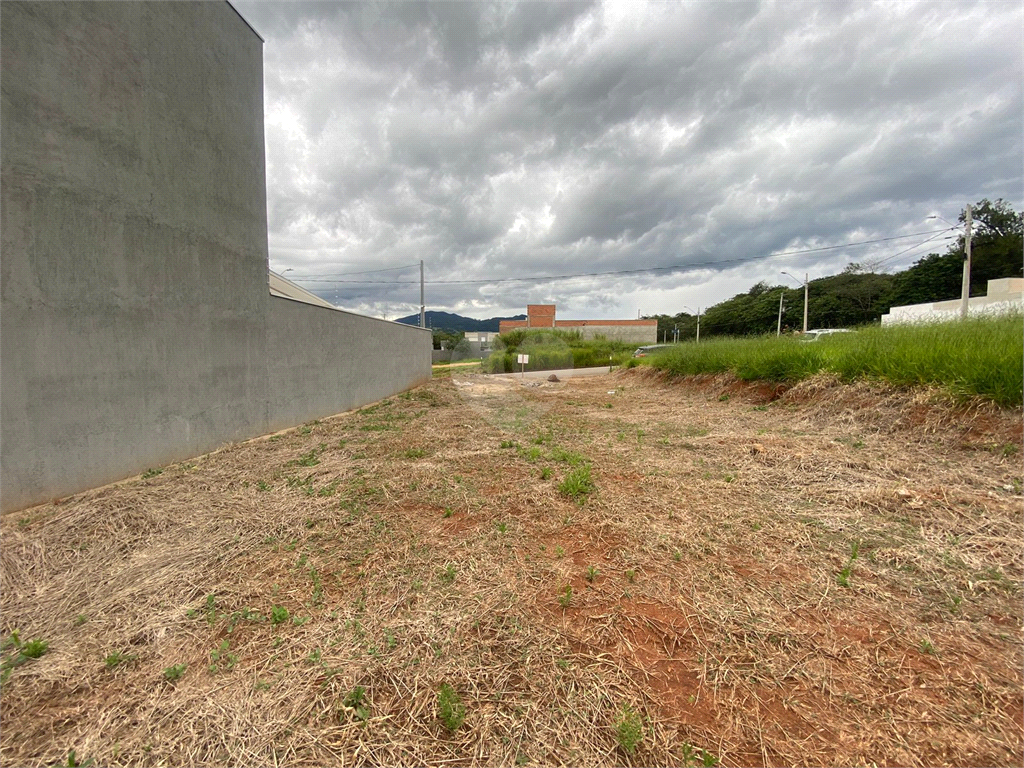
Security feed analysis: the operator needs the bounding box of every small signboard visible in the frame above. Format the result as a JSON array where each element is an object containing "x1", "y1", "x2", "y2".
[{"x1": 517, "y1": 354, "x2": 529, "y2": 364}]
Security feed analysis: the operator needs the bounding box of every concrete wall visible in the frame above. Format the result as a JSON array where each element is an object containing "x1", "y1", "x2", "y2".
[
  {"x1": 266, "y1": 298, "x2": 431, "y2": 431},
  {"x1": 881, "y1": 278, "x2": 1024, "y2": 325},
  {"x1": 1, "y1": 2, "x2": 430, "y2": 514}
]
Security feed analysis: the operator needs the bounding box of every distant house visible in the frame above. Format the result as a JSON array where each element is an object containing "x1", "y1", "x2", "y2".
[
  {"x1": 499, "y1": 304, "x2": 657, "y2": 344},
  {"x1": 881, "y1": 278, "x2": 1023, "y2": 325}
]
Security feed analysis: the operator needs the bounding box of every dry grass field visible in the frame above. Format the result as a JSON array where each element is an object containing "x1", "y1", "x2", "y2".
[{"x1": 2, "y1": 369, "x2": 1021, "y2": 767}]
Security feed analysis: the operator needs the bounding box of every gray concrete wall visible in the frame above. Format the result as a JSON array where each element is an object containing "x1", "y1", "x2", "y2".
[
  {"x1": 266, "y1": 298, "x2": 431, "y2": 432},
  {"x1": 1, "y1": 2, "x2": 430, "y2": 514}
]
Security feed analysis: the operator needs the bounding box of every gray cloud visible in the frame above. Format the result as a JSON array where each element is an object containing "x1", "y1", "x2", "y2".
[{"x1": 235, "y1": 0, "x2": 1023, "y2": 319}]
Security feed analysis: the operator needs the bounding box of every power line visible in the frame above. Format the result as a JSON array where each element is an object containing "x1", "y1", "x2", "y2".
[
  {"x1": 863, "y1": 228, "x2": 957, "y2": 270},
  {"x1": 286, "y1": 262, "x2": 420, "y2": 279},
  {"x1": 291, "y1": 228, "x2": 952, "y2": 285}
]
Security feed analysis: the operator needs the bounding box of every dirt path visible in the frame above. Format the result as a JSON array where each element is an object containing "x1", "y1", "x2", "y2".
[{"x1": 2, "y1": 370, "x2": 1021, "y2": 767}]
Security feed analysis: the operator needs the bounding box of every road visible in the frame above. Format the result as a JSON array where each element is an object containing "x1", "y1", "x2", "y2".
[{"x1": 483, "y1": 366, "x2": 615, "y2": 380}]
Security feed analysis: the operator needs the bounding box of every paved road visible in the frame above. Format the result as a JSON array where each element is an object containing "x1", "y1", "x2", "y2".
[{"x1": 483, "y1": 366, "x2": 616, "y2": 381}]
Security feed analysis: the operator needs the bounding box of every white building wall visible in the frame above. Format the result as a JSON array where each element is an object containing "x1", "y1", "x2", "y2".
[{"x1": 881, "y1": 278, "x2": 1023, "y2": 325}]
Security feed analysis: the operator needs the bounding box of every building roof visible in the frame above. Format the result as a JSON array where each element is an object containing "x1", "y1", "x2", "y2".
[{"x1": 269, "y1": 271, "x2": 337, "y2": 309}]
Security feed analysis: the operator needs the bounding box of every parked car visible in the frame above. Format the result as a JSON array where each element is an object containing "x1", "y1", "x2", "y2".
[
  {"x1": 800, "y1": 328, "x2": 851, "y2": 342},
  {"x1": 632, "y1": 344, "x2": 673, "y2": 357}
]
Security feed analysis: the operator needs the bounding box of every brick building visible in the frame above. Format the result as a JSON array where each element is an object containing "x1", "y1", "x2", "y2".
[{"x1": 499, "y1": 304, "x2": 657, "y2": 344}]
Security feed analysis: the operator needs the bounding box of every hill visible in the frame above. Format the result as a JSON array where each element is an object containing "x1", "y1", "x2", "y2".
[{"x1": 394, "y1": 310, "x2": 525, "y2": 332}]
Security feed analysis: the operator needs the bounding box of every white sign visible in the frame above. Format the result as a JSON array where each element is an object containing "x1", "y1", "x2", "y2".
[{"x1": 517, "y1": 354, "x2": 530, "y2": 364}]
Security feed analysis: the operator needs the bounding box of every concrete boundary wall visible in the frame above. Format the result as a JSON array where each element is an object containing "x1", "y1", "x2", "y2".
[
  {"x1": 881, "y1": 278, "x2": 1024, "y2": 325},
  {"x1": 265, "y1": 297, "x2": 431, "y2": 432},
  {"x1": 0, "y1": 2, "x2": 430, "y2": 514}
]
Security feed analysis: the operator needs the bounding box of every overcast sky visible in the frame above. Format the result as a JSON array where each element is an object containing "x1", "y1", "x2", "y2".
[{"x1": 235, "y1": 0, "x2": 1023, "y2": 321}]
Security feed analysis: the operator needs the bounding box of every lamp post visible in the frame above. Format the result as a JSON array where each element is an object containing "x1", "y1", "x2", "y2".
[
  {"x1": 776, "y1": 291, "x2": 785, "y2": 337},
  {"x1": 682, "y1": 306, "x2": 701, "y2": 343},
  {"x1": 781, "y1": 272, "x2": 808, "y2": 333}
]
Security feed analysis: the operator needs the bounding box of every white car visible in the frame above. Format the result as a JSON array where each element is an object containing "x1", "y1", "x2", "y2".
[{"x1": 801, "y1": 328, "x2": 851, "y2": 341}]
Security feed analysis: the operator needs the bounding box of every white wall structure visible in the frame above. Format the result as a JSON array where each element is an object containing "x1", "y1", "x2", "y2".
[{"x1": 881, "y1": 278, "x2": 1024, "y2": 325}]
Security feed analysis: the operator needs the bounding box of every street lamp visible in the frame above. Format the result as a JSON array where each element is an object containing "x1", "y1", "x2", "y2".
[
  {"x1": 776, "y1": 290, "x2": 785, "y2": 337},
  {"x1": 781, "y1": 271, "x2": 808, "y2": 333},
  {"x1": 682, "y1": 305, "x2": 701, "y2": 343}
]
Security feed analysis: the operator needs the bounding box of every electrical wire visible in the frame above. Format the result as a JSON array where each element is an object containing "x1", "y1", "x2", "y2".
[
  {"x1": 290, "y1": 228, "x2": 953, "y2": 285},
  {"x1": 862, "y1": 228, "x2": 957, "y2": 271},
  {"x1": 284, "y1": 262, "x2": 420, "y2": 278}
]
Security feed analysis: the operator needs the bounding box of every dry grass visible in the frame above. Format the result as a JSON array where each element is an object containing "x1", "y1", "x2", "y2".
[{"x1": 2, "y1": 371, "x2": 1021, "y2": 767}]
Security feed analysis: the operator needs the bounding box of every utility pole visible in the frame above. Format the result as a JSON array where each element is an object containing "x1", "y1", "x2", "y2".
[
  {"x1": 802, "y1": 273, "x2": 809, "y2": 333},
  {"x1": 960, "y1": 204, "x2": 972, "y2": 319},
  {"x1": 696, "y1": 308, "x2": 701, "y2": 344},
  {"x1": 419, "y1": 260, "x2": 425, "y2": 328},
  {"x1": 777, "y1": 292, "x2": 785, "y2": 337}
]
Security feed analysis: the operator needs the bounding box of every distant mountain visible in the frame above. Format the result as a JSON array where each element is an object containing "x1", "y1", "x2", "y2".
[{"x1": 394, "y1": 311, "x2": 526, "y2": 332}]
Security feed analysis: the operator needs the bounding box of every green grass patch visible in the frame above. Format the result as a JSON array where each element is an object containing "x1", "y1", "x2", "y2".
[
  {"x1": 482, "y1": 329, "x2": 636, "y2": 373},
  {"x1": 633, "y1": 314, "x2": 1023, "y2": 406},
  {"x1": 559, "y1": 464, "x2": 595, "y2": 503}
]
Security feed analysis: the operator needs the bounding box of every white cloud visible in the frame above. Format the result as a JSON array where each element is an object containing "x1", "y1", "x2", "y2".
[{"x1": 240, "y1": 0, "x2": 1023, "y2": 320}]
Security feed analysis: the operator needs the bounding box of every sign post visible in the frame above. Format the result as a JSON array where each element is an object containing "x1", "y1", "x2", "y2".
[{"x1": 517, "y1": 353, "x2": 529, "y2": 379}]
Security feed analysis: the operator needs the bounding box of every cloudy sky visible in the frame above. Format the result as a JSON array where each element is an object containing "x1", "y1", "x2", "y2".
[{"x1": 235, "y1": 0, "x2": 1023, "y2": 321}]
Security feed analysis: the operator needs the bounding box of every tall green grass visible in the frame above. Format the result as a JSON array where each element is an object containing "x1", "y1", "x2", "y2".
[
  {"x1": 483, "y1": 330, "x2": 637, "y2": 373},
  {"x1": 631, "y1": 314, "x2": 1023, "y2": 407}
]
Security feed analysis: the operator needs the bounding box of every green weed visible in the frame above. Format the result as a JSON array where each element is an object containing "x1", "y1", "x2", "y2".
[
  {"x1": 63, "y1": 749, "x2": 95, "y2": 767},
  {"x1": 559, "y1": 465, "x2": 594, "y2": 503},
  {"x1": 681, "y1": 743, "x2": 720, "y2": 767},
  {"x1": 558, "y1": 585, "x2": 573, "y2": 608},
  {"x1": 584, "y1": 565, "x2": 599, "y2": 583},
  {"x1": 343, "y1": 685, "x2": 370, "y2": 721},
  {"x1": 141, "y1": 468, "x2": 163, "y2": 479},
  {"x1": 209, "y1": 640, "x2": 237, "y2": 673},
  {"x1": 438, "y1": 564, "x2": 457, "y2": 585},
  {"x1": 836, "y1": 540, "x2": 861, "y2": 588},
  {"x1": 104, "y1": 651, "x2": 136, "y2": 670},
  {"x1": 615, "y1": 704, "x2": 643, "y2": 755},
  {"x1": 271, "y1": 606, "x2": 290, "y2": 625},
  {"x1": 163, "y1": 663, "x2": 187, "y2": 682},
  {"x1": 437, "y1": 684, "x2": 466, "y2": 731},
  {"x1": 293, "y1": 449, "x2": 320, "y2": 467},
  {"x1": 20, "y1": 639, "x2": 47, "y2": 659}
]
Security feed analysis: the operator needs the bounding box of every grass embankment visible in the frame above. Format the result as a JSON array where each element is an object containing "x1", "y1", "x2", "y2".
[
  {"x1": 631, "y1": 314, "x2": 1023, "y2": 407},
  {"x1": 483, "y1": 329, "x2": 636, "y2": 373}
]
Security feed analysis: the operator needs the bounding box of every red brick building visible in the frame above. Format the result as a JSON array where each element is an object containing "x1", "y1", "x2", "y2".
[{"x1": 499, "y1": 304, "x2": 657, "y2": 344}]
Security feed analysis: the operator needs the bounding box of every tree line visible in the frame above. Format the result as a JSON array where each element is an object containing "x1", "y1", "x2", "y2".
[{"x1": 647, "y1": 199, "x2": 1022, "y2": 340}]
